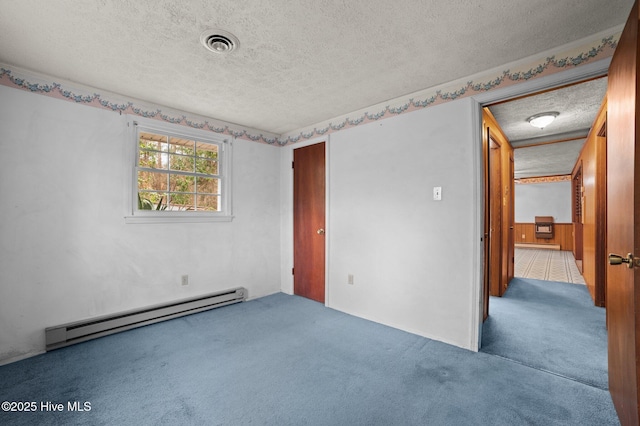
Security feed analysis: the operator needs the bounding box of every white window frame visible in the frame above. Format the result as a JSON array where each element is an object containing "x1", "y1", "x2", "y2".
[{"x1": 125, "y1": 116, "x2": 233, "y2": 223}]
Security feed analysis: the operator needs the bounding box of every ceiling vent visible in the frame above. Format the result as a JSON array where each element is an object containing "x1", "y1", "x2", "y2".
[{"x1": 200, "y1": 29, "x2": 240, "y2": 54}]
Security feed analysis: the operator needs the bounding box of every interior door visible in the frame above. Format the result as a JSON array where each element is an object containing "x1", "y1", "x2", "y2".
[
  {"x1": 507, "y1": 153, "x2": 515, "y2": 283},
  {"x1": 489, "y1": 134, "x2": 503, "y2": 297},
  {"x1": 483, "y1": 125, "x2": 490, "y2": 321},
  {"x1": 293, "y1": 142, "x2": 326, "y2": 303},
  {"x1": 595, "y1": 121, "x2": 607, "y2": 308},
  {"x1": 573, "y1": 167, "x2": 584, "y2": 272},
  {"x1": 606, "y1": 2, "x2": 640, "y2": 423}
]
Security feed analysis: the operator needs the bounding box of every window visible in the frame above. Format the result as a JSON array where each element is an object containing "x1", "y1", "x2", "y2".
[{"x1": 126, "y1": 117, "x2": 232, "y2": 223}]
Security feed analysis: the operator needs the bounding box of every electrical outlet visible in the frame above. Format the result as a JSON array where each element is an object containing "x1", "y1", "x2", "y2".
[
  {"x1": 348, "y1": 274, "x2": 354, "y2": 285},
  {"x1": 521, "y1": 234, "x2": 526, "y2": 239},
  {"x1": 181, "y1": 275, "x2": 189, "y2": 286}
]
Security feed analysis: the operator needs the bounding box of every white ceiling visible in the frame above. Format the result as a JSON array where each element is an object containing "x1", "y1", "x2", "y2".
[
  {"x1": 0, "y1": 0, "x2": 633, "y2": 137},
  {"x1": 489, "y1": 78, "x2": 608, "y2": 146},
  {"x1": 488, "y1": 77, "x2": 608, "y2": 178},
  {"x1": 513, "y1": 139, "x2": 590, "y2": 178}
]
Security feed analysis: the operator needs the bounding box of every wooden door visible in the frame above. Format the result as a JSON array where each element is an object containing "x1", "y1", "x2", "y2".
[
  {"x1": 483, "y1": 126, "x2": 490, "y2": 321},
  {"x1": 293, "y1": 143, "x2": 326, "y2": 303},
  {"x1": 573, "y1": 167, "x2": 584, "y2": 272},
  {"x1": 595, "y1": 120, "x2": 608, "y2": 308},
  {"x1": 507, "y1": 154, "x2": 515, "y2": 283},
  {"x1": 489, "y1": 134, "x2": 503, "y2": 297},
  {"x1": 607, "y1": 2, "x2": 640, "y2": 423}
]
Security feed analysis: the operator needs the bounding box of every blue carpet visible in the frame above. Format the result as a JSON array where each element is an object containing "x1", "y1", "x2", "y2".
[
  {"x1": 481, "y1": 277, "x2": 608, "y2": 390},
  {"x1": 0, "y1": 292, "x2": 618, "y2": 425}
]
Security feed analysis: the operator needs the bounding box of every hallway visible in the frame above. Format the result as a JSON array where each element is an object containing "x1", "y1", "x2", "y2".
[
  {"x1": 482, "y1": 278, "x2": 609, "y2": 391},
  {"x1": 483, "y1": 248, "x2": 606, "y2": 387}
]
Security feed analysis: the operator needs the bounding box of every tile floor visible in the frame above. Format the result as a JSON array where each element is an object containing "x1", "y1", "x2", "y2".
[{"x1": 514, "y1": 248, "x2": 586, "y2": 285}]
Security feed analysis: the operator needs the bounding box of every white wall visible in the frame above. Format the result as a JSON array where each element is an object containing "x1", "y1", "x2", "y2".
[
  {"x1": 515, "y1": 181, "x2": 571, "y2": 223},
  {"x1": 0, "y1": 85, "x2": 282, "y2": 364},
  {"x1": 281, "y1": 98, "x2": 481, "y2": 350}
]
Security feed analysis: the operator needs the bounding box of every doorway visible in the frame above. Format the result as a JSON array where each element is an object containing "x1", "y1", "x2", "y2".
[
  {"x1": 488, "y1": 133, "x2": 503, "y2": 298},
  {"x1": 482, "y1": 76, "x2": 608, "y2": 297},
  {"x1": 482, "y1": 108, "x2": 515, "y2": 322},
  {"x1": 572, "y1": 165, "x2": 584, "y2": 273},
  {"x1": 478, "y1": 72, "x2": 610, "y2": 402}
]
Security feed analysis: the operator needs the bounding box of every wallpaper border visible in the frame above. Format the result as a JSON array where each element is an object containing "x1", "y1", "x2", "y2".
[
  {"x1": 0, "y1": 28, "x2": 620, "y2": 147},
  {"x1": 280, "y1": 32, "x2": 619, "y2": 145},
  {"x1": 516, "y1": 175, "x2": 572, "y2": 184},
  {"x1": 0, "y1": 65, "x2": 280, "y2": 145}
]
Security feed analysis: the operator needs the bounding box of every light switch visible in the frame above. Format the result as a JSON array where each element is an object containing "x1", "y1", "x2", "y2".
[{"x1": 433, "y1": 186, "x2": 442, "y2": 201}]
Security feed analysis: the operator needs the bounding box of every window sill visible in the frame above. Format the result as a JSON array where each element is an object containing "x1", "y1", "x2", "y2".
[{"x1": 125, "y1": 215, "x2": 234, "y2": 224}]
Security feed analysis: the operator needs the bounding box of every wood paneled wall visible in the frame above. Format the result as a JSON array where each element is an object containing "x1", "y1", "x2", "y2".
[
  {"x1": 572, "y1": 98, "x2": 607, "y2": 306},
  {"x1": 514, "y1": 223, "x2": 573, "y2": 251}
]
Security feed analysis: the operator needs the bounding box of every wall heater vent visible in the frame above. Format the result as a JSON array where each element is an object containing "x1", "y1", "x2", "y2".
[{"x1": 45, "y1": 287, "x2": 247, "y2": 351}]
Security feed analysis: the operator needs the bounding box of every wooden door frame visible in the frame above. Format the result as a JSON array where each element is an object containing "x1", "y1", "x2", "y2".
[
  {"x1": 470, "y1": 58, "x2": 611, "y2": 350},
  {"x1": 488, "y1": 133, "x2": 503, "y2": 297},
  {"x1": 482, "y1": 107, "x2": 515, "y2": 318},
  {"x1": 572, "y1": 163, "x2": 584, "y2": 271},
  {"x1": 482, "y1": 121, "x2": 490, "y2": 321},
  {"x1": 594, "y1": 115, "x2": 607, "y2": 308},
  {"x1": 507, "y1": 153, "x2": 515, "y2": 283},
  {"x1": 284, "y1": 137, "x2": 330, "y2": 305}
]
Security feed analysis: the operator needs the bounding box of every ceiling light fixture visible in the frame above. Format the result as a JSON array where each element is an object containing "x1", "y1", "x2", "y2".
[
  {"x1": 527, "y1": 111, "x2": 559, "y2": 129},
  {"x1": 200, "y1": 29, "x2": 240, "y2": 54}
]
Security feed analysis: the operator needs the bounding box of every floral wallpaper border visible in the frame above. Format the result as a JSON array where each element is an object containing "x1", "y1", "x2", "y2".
[
  {"x1": 0, "y1": 32, "x2": 619, "y2": 147},
  {"x1": 0, "y1": 66, "x2": 280, "y2": 145},
  {"x1": 516, "y1": 175, "x2": 572, "y2": 184},
  {"x1": 280, "y1": 34, "x2": 618, "y2": 146}
]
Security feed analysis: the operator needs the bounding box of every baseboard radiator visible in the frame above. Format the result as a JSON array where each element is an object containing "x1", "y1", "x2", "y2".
[{"x1": 45, "y1": 287, "x2": 247, "y2": 351}]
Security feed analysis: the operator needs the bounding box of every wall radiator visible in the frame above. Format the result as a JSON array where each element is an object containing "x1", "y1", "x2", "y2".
[{"x1": 45, "y1": 287, "x2": 247, "y2": 351}]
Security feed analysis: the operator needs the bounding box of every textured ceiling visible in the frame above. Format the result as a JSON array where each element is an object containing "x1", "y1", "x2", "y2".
[
  {"x1": 0, "y1": 0, "x2": 632, "y2": 136},
  {"x1": 489, "y1": 77, "x2": 608, "y2": 178},
  {"x1": 514, "y1": 140, "x2": 588, "y2": 179},
  {"x1": 489, "y1": 78, "x2": 607, "y2": 146}
]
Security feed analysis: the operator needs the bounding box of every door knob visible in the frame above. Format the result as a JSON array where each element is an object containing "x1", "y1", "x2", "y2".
[
  {"x1": 609, "y1": 253, "x2": 635, "y2": 269},
  {"x1": 317, "y1": 228, "x2": 325, "y2": 235}
]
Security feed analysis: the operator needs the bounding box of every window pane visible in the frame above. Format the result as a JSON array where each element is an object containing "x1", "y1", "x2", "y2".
[
  {"x1": 197, "y1": 194, "x2": 220, "y2": 211},
  {"x1": 138, "y1": 149, "x2": 166, "y2": 169},
  {"x1": 169, "y1": 193, "x2": 194, "y2": 211},
  {"x1": 139, "y1": 132, "x2": 167, "y2": 152},
  {"x1": 196, "y1": 158, "x2": 218, "y2": 175},
  {"x1": 169, "y1": 137, "x2": 195, "y2": 155},
  {"x1": 196, "y1": 142, "x2": 218, "y2": 159},
  {"x1": 169, "y1": 154, "x2": 194, "y2": 172},
  {"x1": 139, "y1": 132, "x2": 168, "y2": 169},
  {"x1": 196, "y1": 176, "x2": 219, "y2": 194},
  {"x1": 169, "y1": 174, "x2": 195, "y2": 192},
  {"x1": 138, "y1": 192, "x2": 167, "y2": 210},
  {"x1": 138, "y1": 170, "x2": 168, "y2": 191}
]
